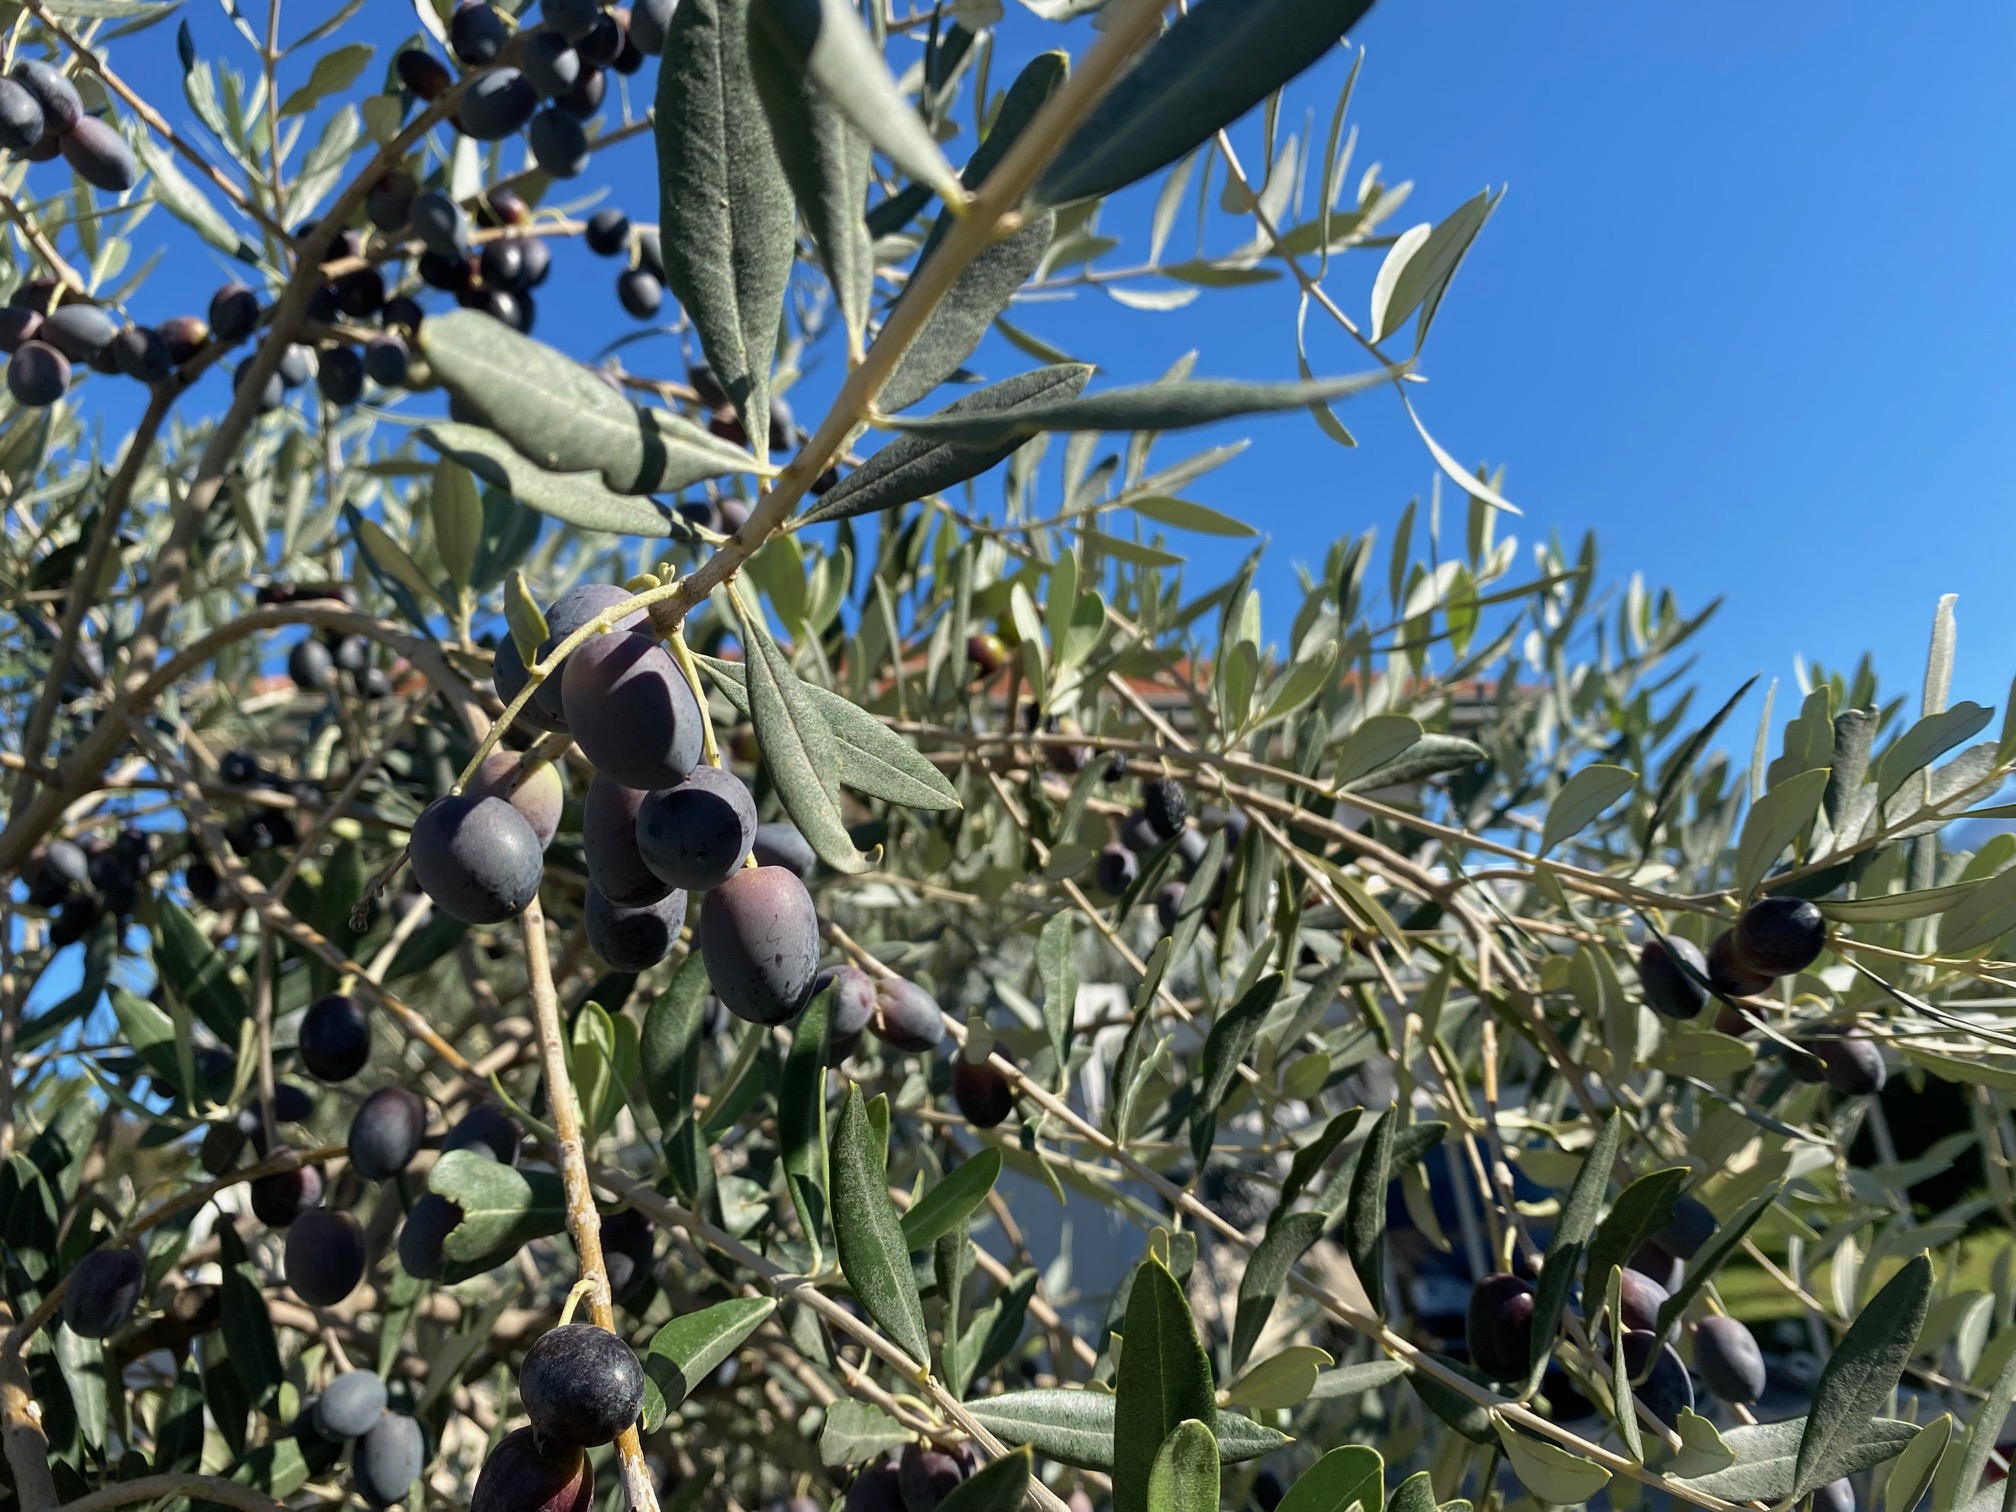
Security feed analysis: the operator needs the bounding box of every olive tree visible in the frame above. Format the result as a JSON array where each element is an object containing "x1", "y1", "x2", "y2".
[{"x1": 1, "y1": 2, "x2": 2012, "y2": 1512}]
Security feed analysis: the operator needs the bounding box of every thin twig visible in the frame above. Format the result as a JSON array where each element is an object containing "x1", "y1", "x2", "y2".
[{"x1": 520, "y1": 895, "x2": 661, "y2": 1512}]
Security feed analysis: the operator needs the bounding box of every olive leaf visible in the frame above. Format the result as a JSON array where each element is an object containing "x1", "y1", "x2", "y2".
[
  {"x1": 940, "y1": 1449, "x2": 1033, "y2": 1512},
  {"x1": 901, "y1": 1147, "x2": 1002, "y2": 1252},
  {"x1": 779, "y1": 978, "x2": 834, "y2": 1265},
  {"x1": 1794, "y1": 1254, "x2": 1933, "y2": 1497},
  {"x1": 748, "y1": 0, "x2": 962, "y2": 205},
  {"x1": 1583, "y1": 1164, "x2": 1689, "y2": 1305},
  {"x1": 1276, "y1": 1444, "x2": 1383, "y2": 1512},
  {"x1": 1344, "y1": 1106, "x2": 1397, "y2": 1315},
  {"x1": 1681, "y1": 1417, "x2": 1921, "y2": 1501},
  {"x1": 1113, "y1": 1257, "x2": 1216, "y2": 1512},
  {"x1": 819, "y1": 1399, "x2": 912, "y2": 1466},
  {"x1": 889, "y1": 370, "x2": 1396, "y2": 448},
  {"x1": 747, "y1": 11, "x2": 873, "y2": 355},
  {"x1": 417, "y1": 315, "x2": 760, "y2": 496},
  {"x1": 1034, "y1": 0, "x2": 1381, "y2": 207},
  {"x1": 802, "y1": 364, "x2": 1094, "y2": 525},
  {"x1": 1230, "y1": 1210, "x2": 1324, "y2": 1373},
  {"x1": 1188, "y1": 972, "x2": 1283, "y2": 1164},
  {"x1": 155, "y1": 899, "x2": 248, "y2": 1043},
  {"x1": 698, "y1": 653, "x2": 961, "y2": 811},
  {"x1": 727, "y1": 590, "x2": 875, "y2": 875},
  {"x1": 1147, "y1": 1420, "x2": 1220, "y2": 1512},
  {"x1": 655, "y1": 0, "x2": 795, "y2": 452},
  {"x1": 428, "y1": 1150, "x2": 566, "y2": 1264},
  {"x1": 964, "y1": 1388, "x2": 1285, "y2": 1472},
  {"x1": 1493, "y1": 1423, "x2": 1610, "y2": 1506},
  {"x1": 134, "y1": 135, "x2": 247, "y2": 257},
  {"x1": 639, "y1": 1298, "x2": 777, "y2": 1431},
  {"x1": 418, "y1": 424, "x2": 679, "y2": 538},
  {"x1": 1525, "y1": 1111, "x2": 1620, "y2": 1388},
  {"x1": 830, "y1": 1087, "x2": 930, "y2": 1364},
  {"x1": 879, "y1": 52, "x2": 1068, "y2": 413}
]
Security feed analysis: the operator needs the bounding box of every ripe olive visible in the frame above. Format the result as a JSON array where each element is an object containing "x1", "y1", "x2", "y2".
[
  {"x1": 518, "y1": 1323, "x2": 645, "y2": 1447},
  {"x1": 1464, "y1": 1272, "x2": 1534, "y2": 1381}
]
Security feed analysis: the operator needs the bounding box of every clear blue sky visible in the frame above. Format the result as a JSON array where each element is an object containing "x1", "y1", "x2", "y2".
[{"x1": 87, "y1": 0, "x2": 2016, "y2": 728}]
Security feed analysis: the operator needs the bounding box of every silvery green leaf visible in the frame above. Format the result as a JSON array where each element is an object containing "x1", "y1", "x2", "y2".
[
  {"x1": 1735, "y1": 766, "x2": 1830, "y2": 895},
  {"x1": 430, "y1": 456, "x2": 481, "y2": 591},
  {"x1": 429, "y1": 1149, "x2": 566, "y2": 1264},
  {"x1": 1524, "y1": 1111, "x2": 1620, "y2": 1388},
  {"x1": 1187, "y1": 973, "x2": 1282, "y2": 1165},
  {"x1": 748, "y1": 12, "x2": 873, "y2": 354},
  {"x1": 750, "y1": 0, "x2": 961, "y2": 203},
  {"x1": 883, "y1": 214, "x2": 1056, "y2": 414},
  {"x1": 419, "y1": 313, "x2": 760, "y2": 496},
  {"x1": 899, "y1": 1148, "x2": 1001, "y2": 1251},
  {"x1": 1333, "y1": 714, "x2": 1422, "y2": 786},
  {"x1": 656, "y1": 0, "x2": 795, "y2": 452},
  {"x1": 819, "y1": 1399, "x2": 912, "y2": 1466},
  {"x1": 1274, "y1": 1444, "x2": 1381, "y2": 1512},
  {"x1": 1795, "y1": 1255, "x2": 1933, "y2": 1496},
  {"x1": 135, "y1": 134, "x2": 245, "y2": 257},
  {"x1": 1035, "y1": 0, "x2": 1380, "y2": 207},
  {"x1": 1540, "y1": 764, "x2": 1635, "y2": 855},
  {"x1": 1680, "y1": 1417, "x2": 1920, "y2": 1502},
  {"x1": 888, "y1": 370, "x2": 1393, "y2": 448},
  {"x1": 640, "y1": 1298, "x2": 776, "y2": 1432},
  {"x1": 1114, "y1": 1258, "x2": 1216, "y2": 1512},
  {"x1": 279, "y1": 41, "x2": 372, "y2": 115},
  {"x1": 417, "y1": 424, "x2": 677, "y2": 538},
  {"x1": 284, "y1": 104, "x2": 361, "y2": 223},
  {"x1": 1877, "y1": 702, "x2": 1993, "y2": 806},
  {"x1": 728, "y1": 593, "x2": 874, "y2": 875},
  {"x1": 1373, "y1": 189, "x2": 1497, "y2": 349},
  {"x1": 1133, "y1": 494, "x2": 1259, "y2": 538},
  {"x1": 1147, "y1": 1421, "x2": 1219, "y2": 1512},
  {"x1": 831, "y1": 1087, "x2": 930, "y2": 1363},
  {"x1": 963, "y1": 1389, "x2": 1284, "y2": 1472},
  {"x1": 880, "y1": 53, "x2": 1068, "y2": 413},
  {"x1": 779, "y1": 980, "x2": 833, "y2": 1264},
  {"x1": 1230, "y1": 1209, "x2": 1323, "y2": 1373},
  {"x1": 1332, "y1": 734, "x2": 1485, "y2": 794},
  {"x1": 698, "y1": 654, "x2": 961, "y2": 811},
  {"x1": 802, "y1": 364, "x2": 1093, "y2": 525}
]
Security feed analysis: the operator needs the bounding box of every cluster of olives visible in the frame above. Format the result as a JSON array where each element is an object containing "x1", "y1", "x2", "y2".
[
  {"x1": 845, "y1": 1443, "x2": 975, "y2": 1512},
  {"x1": 1096, "y1": 776, "x2": 1239, "y2": 928},
  {"x1": 408, "y1": 584, "x2": 836, "y2": 1011},
  {"x1": 296, "y1": 1370, "x2": 429, "y2": 1511},
  {"x1": 207, "y1": 745, "x2": 330, "y2": 861},
  {"x1": 1637, "y1": 897, "x2": 1884, "y2": 1094},
  {"x1": 421, "y1": 0, "x2": 674, "y2": 160},
  {"x1": 0, "y1": 58, "x2": 137, "y2": 190},
  {"x1": 0, "y1": 281, "x2": 179, "y2": 408},
  {"x1": 583, "y1": 207, "x2": 668, "y2": 321},
  {"x1": 21, "y1": 826, "x2": 151, "y2": 943},
  {"x1": 1460, "y1": 1190, "x2": 1839, "y2": 1492}
]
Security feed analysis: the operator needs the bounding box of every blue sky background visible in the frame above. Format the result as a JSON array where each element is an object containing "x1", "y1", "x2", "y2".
[{"x1": 59, "y1": 0, "x2": 2016, "y2": 718}]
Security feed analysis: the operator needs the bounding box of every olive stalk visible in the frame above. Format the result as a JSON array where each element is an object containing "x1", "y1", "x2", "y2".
[{"x1": 519, "y1": 895, "x2": 662, "y2": 1512}]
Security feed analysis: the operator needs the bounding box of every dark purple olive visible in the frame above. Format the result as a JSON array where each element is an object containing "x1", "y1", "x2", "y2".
[
  {"x1": 615, "y1": 268, "x2": 661, "y2": 318},
  {"x1": 0, "y1": 76, "x2": 45, "y2": 153},
  {"x1": 518, "y1": 1324, "x2": 645, "y2": 1447},
  {"x1": 61, "y1": 115, "x2": 138, "y2": 192},
  {"x1": 449, "y1": 1, "x2": 506, "y2": 65},
  {"x1": 1465, "y1": 1273, "x2": 1535, "y2": 1381},
  {"x1": 10, "y1": 60, "x2": 81, "y2": 137},
  {"x1": 396, "y1": 48, "x2": 453, "y2": 100},
  {"x1": 1733, "y1": 896, "x2": 1827, "y2": 978},
  {"x1": 7, "y1": 340, "x2": 68, "y2": 406}
]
